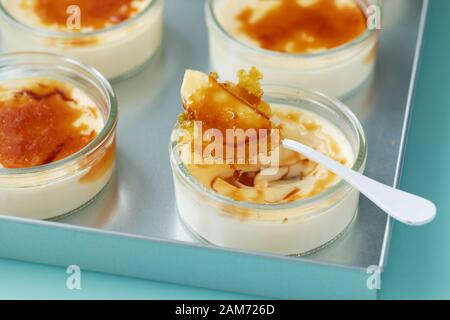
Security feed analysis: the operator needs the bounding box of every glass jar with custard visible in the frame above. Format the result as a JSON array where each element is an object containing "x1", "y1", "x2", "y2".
[
  {"x1": 0, "y1": 52, "x2": 117, "y2": 220},
  {"x1": 0, "y1": 0, "x2": 164, "y2": 80},
  {"x1": 170, "y1": 68, "x2": 366, "y2": 255},
  {"x1": 206, "y1": 0, "x2": 380, "y2": 98}
]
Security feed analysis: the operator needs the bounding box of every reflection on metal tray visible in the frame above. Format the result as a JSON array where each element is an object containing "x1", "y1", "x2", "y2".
[{"x1": 0, "y1": 0, "x2": 428, "y2": 299}]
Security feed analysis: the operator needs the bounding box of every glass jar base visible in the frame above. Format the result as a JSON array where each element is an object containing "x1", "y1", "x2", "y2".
[
  {"x1": 46, "y1": 179, "x2": 113, "y2": 222},
  {"x1": 177, "y1": 207, "x2": 359, "y2": 257}
]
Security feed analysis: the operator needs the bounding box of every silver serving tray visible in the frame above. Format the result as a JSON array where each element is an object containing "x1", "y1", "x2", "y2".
[{"x1": 0, "y1": 0, "x2": 428, "y2": 298}]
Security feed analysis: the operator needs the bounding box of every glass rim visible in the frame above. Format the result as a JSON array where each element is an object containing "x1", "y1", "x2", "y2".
[
  {"x1": 0, "y1": 0, "x2": 162, "y2": 39},
  {"x1": 0, "y1": 52, "x2": 118, "y2": 176},
  {"x1": 206, "y1": 0, "x2": 378, "y2": 60},
  {"x1": 170, "y1": 84, "x2": 367, "y2": 211}
]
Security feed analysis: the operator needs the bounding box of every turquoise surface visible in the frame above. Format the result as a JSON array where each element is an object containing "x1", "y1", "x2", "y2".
[
  {"x1": 378, "y1": 0, "x2": 450, "y2": 300},
  {"x1": 0, "y1": 0, "x2": 449, "y2": 300}
]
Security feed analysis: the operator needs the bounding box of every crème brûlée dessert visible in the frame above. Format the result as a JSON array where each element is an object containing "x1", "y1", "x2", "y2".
[
  {"x1": 170, "y1": 68, "x2": 366, "y2": 255},
  {"x1": 207, "y1": 0, "x2": 378, "y2": 98},
  {"x1": 0, "y1": 0, "x2": 164, "y2": 79},
  {"x1": 0, "y1": 78, "x2": 116, "y2": 220}
]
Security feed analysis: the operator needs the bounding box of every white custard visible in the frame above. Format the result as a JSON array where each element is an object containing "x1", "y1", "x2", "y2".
[
  {"x1": 206, "y1": 0, "x2": 378, "y2": 98},
  {"x1": 0, "y1": 0, "x2": 164, "y2": 80},
  {"x1": 0, "y1": 77, "x2": 116, "y2": 220}
]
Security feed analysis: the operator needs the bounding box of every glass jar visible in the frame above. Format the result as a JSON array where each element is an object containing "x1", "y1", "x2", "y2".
[
  {"x1": 0, "y1": 0, "x2": 164, "y2": 81},
  {"x1": 170, "y1": 85, "x2": 367, "y2": 255},
  {"x1": 0, "y1": 52, "x2": 118, "y2": 220},
  {"x1": 206, "y1": 0, "x2": 379, "y2": 99}
]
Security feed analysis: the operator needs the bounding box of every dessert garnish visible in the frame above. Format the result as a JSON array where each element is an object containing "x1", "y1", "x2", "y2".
[
  {"x1": 181, "y1": 67, "x2": 272, "y2": 134},
  {"x1": 180, "y1": 67, "x2": 277, "y2": 165},
  {"x1": 176, "y1": 68, "x2": 351, "y2": 204}
]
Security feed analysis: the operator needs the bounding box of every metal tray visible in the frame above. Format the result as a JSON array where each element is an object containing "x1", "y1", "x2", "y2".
[{"x1": 0, "y1": 0, "x2": 428, "y2": 299}]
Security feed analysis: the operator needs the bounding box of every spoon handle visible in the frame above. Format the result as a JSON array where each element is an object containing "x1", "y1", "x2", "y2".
[{"x1": 282, "y1": 139, "x2": 436, "y2": 226}]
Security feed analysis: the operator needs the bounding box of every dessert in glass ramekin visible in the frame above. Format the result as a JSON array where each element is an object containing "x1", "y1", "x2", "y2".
[
  {"x1": 0, "y1": 0, "x2": 164, "y2": 81},
  {"x1": 170, "y1": 69, "x2": 367, "y2": 255},
  {"x1": 206, "y1": 0, "x2": 379, "y2": 98},
  {"x1": 0, "y1": 52, "x2": 117, "y2": 220}
]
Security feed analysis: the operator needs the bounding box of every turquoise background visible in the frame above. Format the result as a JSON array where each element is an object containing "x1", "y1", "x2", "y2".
[{"x1": 0, "y1": 0, "x2": 449, "y2": 300}]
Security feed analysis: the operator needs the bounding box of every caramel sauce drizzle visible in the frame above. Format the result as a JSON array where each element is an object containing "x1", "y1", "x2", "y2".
[
  {"x1": 189, "y1": 108, "x2": 343, "y2": 204},
  {"x1": 237, "y1": 0, "x2": 367, "y2": 53}
]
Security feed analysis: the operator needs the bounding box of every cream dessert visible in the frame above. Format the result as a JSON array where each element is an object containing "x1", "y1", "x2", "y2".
[
  {"x1": 170, "y1": 68, "x2": 366, "y2": 255},
  {"x1": 0, "y1": 0, "x2": 164, "y2": 80},
  {"x1": 206, "y1": 0, "x2": 378, "y2": 98},
  {"x1": 0, "y1": 60, "x2": 117, "y2": 220}
]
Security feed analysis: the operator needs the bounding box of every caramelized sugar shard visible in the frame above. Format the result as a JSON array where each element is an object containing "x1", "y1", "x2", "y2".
[
  {"x1": 236, "y1": 67, "x2": 271, "y2": 118},
  {"x1": 177, "y1": 112, "x2": 193, "y2": 132},
  {"x1": 237, "y1": 67, "x2": 263, "y2": 99},
  {"x1": 180, "y1": 68, "x2": 272, "y2": 134}
]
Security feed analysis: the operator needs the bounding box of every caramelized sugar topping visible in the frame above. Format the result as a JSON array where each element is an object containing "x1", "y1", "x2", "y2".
[
  {"x1": 237, "y1": 0, "x2": 367, "y2": 53},
  {"x1": 33, "y1": 0, "x2": 144, "y2": 30},
  {"x1": 183, "y1": 68, "x2": 272, "y2": 135},
  {"x1": 0, "y1": 81, "x2": 97, "y2": 169}
]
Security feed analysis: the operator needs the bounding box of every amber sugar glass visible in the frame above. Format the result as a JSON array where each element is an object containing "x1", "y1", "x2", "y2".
[
  {"x1": 0, "y1": 81, "x2": 97, "y2": 168},
  {"x1": 237, "y1": 0, "x2": 367, "y2": 54}
]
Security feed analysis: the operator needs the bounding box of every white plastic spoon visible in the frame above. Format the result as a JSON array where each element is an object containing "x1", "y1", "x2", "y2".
[{"x1": 282, "y1": 139, "x2": 436, "y2": 226}]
